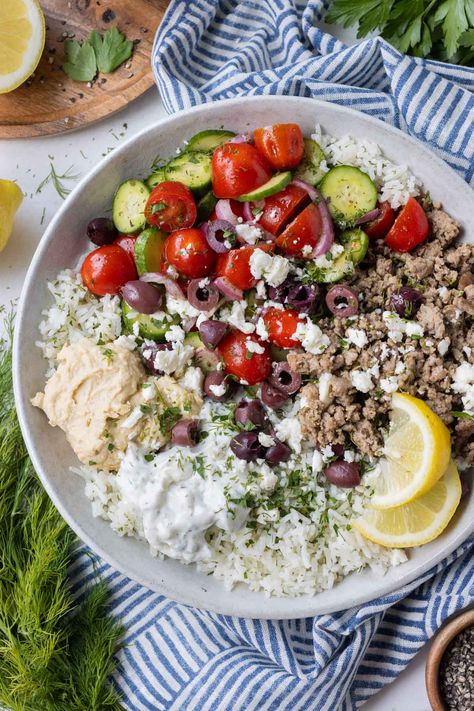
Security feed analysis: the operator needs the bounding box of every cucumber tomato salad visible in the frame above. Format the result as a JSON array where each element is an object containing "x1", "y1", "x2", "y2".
[{"x1": 33, "y1": 123, "x2": 467, "y2": 597}]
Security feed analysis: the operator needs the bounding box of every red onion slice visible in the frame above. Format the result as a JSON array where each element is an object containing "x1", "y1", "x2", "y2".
[
  {"x1": 215, "y1": 199, "x2": 239, "y2": 225},
  {"x1": 291, "y1": 180, "x2": 334, "y2": 258},
  {"x1": 214, "y1": 276, "x2": 243, "y2": 301},
  {"x1": 187, "y1": 279, "x2": 220, "y2": 312},
  {"x1": 140, "y1": 272, "x2": 184, "y2": 299},
  {"x1": 228, "y1": 132, "x2": 251, "y2": 144},
  {"x1": 355, "y1": 208, "x2": 381, "y2": 225},
  {"x1": 205, "y1": 219, "x2": 236, "y2": 253},
  {"x1": 291, "y1": 178, "x2": 318, "y2": 202},
  {"x1": 171, "y1": 419, "x2": 199, "y2": 447},
  {"x1": 242, "y1": 200, "x2": 265, "y2": 223}
]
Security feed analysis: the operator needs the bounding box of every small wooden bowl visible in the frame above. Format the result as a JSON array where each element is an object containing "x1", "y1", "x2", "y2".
[{"x1": 425, "y1": 607, "x2": 474, "y2": 710}]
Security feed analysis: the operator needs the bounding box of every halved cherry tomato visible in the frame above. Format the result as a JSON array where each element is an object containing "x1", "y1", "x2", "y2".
[
  {"x1": 211, "y1": 143, "x2": 272, "y2": 199},
  {"x1": 114, "y1": 233, "x2": 137, "y2": 261},
  {"x1": 254, "y1": 124, "x2": 304, "y2": 170},
  {"x1": 216, "y1": 244, "x2": 272, "y2": 291},
  {"x1": 263, "y1": 307, "x2": 302, "y2": 348},
  {"x1": 145, "y1": 181, "x2": 197, "y2": 232},
  {"x1": 364, "y1": 202, "x2": 395, "y2": 239},
  {"x1": 164, "y1": 228, "x2": 215, "y2": 279},
  {"x1": 218, "y1": 331, "x2": 272, "y2": 385},
  {"x1": 258, "y1": 184, "x2": 310, "y2": 236},
  {"x1": 276, "y1": 203, "x2": 322, "y2": 258},
  {"x1": 385, "y1": 197, "x2": 429, "y2": 253},
  {"x1": 81, "y1": 244, "x2": 137, "y2": 296}
]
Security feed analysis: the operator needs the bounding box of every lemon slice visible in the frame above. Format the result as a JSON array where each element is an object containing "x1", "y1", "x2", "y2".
[
  {"x1": 371, "y1": 393, "x2": 451, "y2": 509},
  {"x1": 0, "y1": 180, "x2": 23, "y2": 252},
  {"x1": 352, "y1": 460, "x2": 461, "y2": 548},
  {"x1": 0, "y1": 0, "x2": 45, "y2": 94}
]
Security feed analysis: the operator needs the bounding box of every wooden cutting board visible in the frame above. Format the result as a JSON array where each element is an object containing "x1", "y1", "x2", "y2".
[{"x1": 0, "y1": 0, "x2": 170, "y2": 139}]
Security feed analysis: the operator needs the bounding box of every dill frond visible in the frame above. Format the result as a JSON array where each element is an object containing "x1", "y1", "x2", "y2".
[{"x1": 36, "y1": 161, "x2": 79, "y2": 200}]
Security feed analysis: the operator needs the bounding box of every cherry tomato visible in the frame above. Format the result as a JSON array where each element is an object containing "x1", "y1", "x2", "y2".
[
  {"x1": 385, "y1": 197, "x2": 429, "y2": 253},
  {"x1": 258, "y1": 184, "x2": 309, "y2": 236},
  {"x1": 275, "y1": 203, "x2": 323, "y2": 258},
  {"x1": 145, "y1": 181, "x2": 197, "y2": 232},
  {"x1": 254, "y1": 124, "x2": 304, "y2": 170},
  {"x1": 81, "y1": 244, "x2": 137, "y2": 296},
  {"x1": 216, "y1": 244, "x2": 272, "y2": 291},
  {"x1": 114, "y1": 233, "x2": 137, "y2": 261},
  {"x1": 218, "y1": 331, "x2": 272, "y2": 385},
  {"x1": 364, "y1": 202, "x2": 395, "y2": 240},
  {"x1": 164, "y1": 227, "x2": 215, "y2": 279},
  {"x1": 211, "y1": 143, "x2": 272, "y2": 199},
  {"x1": 263, "y1": 307, "x2": 303, "y2": 348}
]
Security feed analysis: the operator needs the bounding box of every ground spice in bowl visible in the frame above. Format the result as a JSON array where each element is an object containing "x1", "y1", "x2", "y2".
[{"x1": 439, "y1": 625, "x2": 474, "y2": 710}]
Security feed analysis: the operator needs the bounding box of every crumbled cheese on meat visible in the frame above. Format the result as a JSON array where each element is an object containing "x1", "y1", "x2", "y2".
[
  {"x1": 379, "y1": 376, "x2": 399, "y2": 394},
  {"x1": 464, "y1": 346, "x2": 472, "y2": 358},
  {"x1": 382, "y1": 311, "x2": 424, "y2": 341},
  {"x1": 249, "y1": 249, "x2": 290, "y2": 287},
  {"x1": 219, "y1": 300, "x2": 255, "y2": 334},
  {"x1": 406, "y1": 321, "x2": 424, "y2": 338},
  {"x1": 246, "y1": 339, "x2": 265, "y2": 354},
  {"x1": 294, "y1": 318, "x2": 330, "y2": 355},
  {"x1": 452, "y1": 363, "x2": 474, "y2": 415},
  {"x1": 318, "y1": 372, "x2": 332, "y2": 403},
  {"x1": 394, "y1": 361, "x2": 406, "y2": 375},
  {"x1": 346, "y1": 328, "x2": 368, "y2": 348},
  {"x1": 235, "y1": 223, "x2": 264, "y2": 245},
  {"x1": 351, "y1": 369, "x2": 375, "y2": 393},
  {"x1": 438, "y1": 338, "x2": 450, "y2": 356}
]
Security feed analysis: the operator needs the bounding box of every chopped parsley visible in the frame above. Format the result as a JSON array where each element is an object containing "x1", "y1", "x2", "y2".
[
  {"x1": 159, "y1": 406, "x2": 182, "y2": 435},
  {"x1": 451, "y1": 411, "x2": 474, "y2": 420}
]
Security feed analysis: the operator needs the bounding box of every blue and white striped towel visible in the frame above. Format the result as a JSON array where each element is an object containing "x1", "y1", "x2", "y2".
[{"x1": 73, "y1": 1, "x2": 474, "y2": 709}]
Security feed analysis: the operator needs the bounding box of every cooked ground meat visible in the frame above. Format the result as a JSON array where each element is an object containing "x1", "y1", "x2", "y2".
[{"x1": 289, "y1": 203, "x2": 474, "y2": 464}]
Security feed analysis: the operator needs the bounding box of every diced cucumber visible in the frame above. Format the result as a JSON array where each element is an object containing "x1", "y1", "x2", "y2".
[
  {"x1": 294, "y1": 138, "x2": 326, "y2": 186},
  {"x1": 236, "y1": 171, "x2": 292, "y2": 202},
  {"x1": 146, "y1": 167, "x2": 167, "y2": 190},
  {"x1": 112, "y1": 179, "x2": 150, "y2": 234},
  {"x1": 308, "y1": 229, "x2": 369, "y2": 284},
  {"x1": 270, "y1": 344, "x2": 288, "y2": 362},
  {"x1": 122, "y1": 301, "x2": 179, "y2": 341},
  {"x1": 197, "y1": 190, "x2": 218, "y2": 223},
  {"x1": 165, "y1": 150, "x2": 212, "y2": 194},
  {"x1": 184, "y1": 331, "x2": 204, "y2": 349},
  {"x1": 319, "y1": 165, "x2": 377, "y2": 228},
  {"x1": 134, "y1": 227, "x2": 167, "y2": 276},
  {"x1": 186, "y1": 129, "x2": 236, "y2": 153}
]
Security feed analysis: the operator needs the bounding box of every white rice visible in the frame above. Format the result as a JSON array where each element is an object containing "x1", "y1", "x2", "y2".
[
  {"x1": 37, "y1": 124, "x2": 418, "y2": 596},
  {"x1": 312, "y1": 123, "x2": 420, "y2": 209}
]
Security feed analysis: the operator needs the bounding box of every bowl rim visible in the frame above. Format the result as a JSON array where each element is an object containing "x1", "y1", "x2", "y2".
[{"x1": 12, "y1": 95, "x2": 474, "y2": 618}]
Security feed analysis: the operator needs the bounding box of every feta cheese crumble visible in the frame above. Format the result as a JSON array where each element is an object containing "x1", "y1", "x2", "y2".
[
  {"x1": 235, "y1": 223, "x2": 264, "y2": 245},
  {"x1": 219, "y1": 300, "x2": 255, "y2": 334},
  {"x1": 246, "y1": 339, "x2": 265, "y2": 354},
  {"x1": 346, "y1": 328, "x2": 368, "y2": 348},
  {"x1": 294, "y1": 318, "x2": 330, "y2": 355},
  {"x1": 452, "y1": 363, "x2": 474, "y2": 415},
  {"x1": 249, "y1": 249, "x2": 290, "y2": 287}
]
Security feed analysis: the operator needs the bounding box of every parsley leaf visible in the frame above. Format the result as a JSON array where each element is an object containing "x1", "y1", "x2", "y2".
[
  {"x1": 89, "y1": 27, "x2": 133, "y2": 73},
  {"x1": 63, "y1": 38, "x2": 97, "y2": 82},
  {"x1": 159, "y1": 406, "x2": 182, "y2": 436}
]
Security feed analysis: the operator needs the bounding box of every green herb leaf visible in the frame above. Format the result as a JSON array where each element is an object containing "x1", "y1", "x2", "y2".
[
  {"x1": 451, "y1": 410, "x2": 474, "y2": 420},
  {"x1": 63, "y1": 38, "x2": 97, "y2": 82},
  {"x1": 159, "y1": 406, "x2": 182, "y2": 435},
  {"x1": 89, "y1": 27, "x2": 133, "y2": 73}
]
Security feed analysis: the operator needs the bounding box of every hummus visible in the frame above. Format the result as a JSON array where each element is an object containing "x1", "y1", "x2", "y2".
[{"x1": 32, "y1": 338, "x2": 202, "y2": 470}]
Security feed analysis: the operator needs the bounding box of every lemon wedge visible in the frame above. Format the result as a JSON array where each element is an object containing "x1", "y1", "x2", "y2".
[
  {"x1": 352, "y1": 460, "x2": 461, "y2": 548},
  {"x1": 371, "y1": 393, "x2": 451, "y2": 510},
  {"x1": 0, "y1": 0, "x2": 45, "y2": 94},
  {"x1": 0, "y1": 180, "x2": 23, "y2": 252}
]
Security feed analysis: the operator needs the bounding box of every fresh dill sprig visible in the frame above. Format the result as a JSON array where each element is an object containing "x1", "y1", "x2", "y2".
[
  {"x1": 36, "y1": 159, "x2": 80, "y2": 200},
  {"x1": 0, "y1": 316, "x2": 124, "y2": 710}
]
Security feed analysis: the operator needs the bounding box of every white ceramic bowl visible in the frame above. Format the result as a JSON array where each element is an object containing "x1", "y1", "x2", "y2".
[{"x1": 14, "y1": 96, "x2": 474, "y2": 619}]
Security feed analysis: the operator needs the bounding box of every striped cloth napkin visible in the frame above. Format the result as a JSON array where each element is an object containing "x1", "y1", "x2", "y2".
[{"x1": 73, "y1": 1, "x2": 474, "y2": 709}]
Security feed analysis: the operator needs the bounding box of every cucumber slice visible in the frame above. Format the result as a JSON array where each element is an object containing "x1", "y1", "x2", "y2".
[
  {"x1": 319, "y1": 165, "x2": 377, "y2": 228},
  {"x1": 236, "y1": 171, "x2": 292, "y2": 202},
  {"x1": 340, "y1": 227, "x2": 369, "y2": 265},
  {"x1": 183, "y1": 331, "x2": 203, "y2": 349},
  {"x1": 134, "y1": 227, "x2": 167, "y2": 276},
  {"x1": 308, "y1": 229, "x2": 368, "y2": 284},
  {"x1": 146, "y1": 167, "x2": 167, "y2": 190},
  {"x1": 186, "y1": 129, "x2": 236, "y2": 153},
  {"x1": 165, "y1": 151, "x2": 212, "y2": 194},
  {"x1": 122, "y1": 301, "x2": 179, "y2": 341},
  {"x1": 112, "y1": 179, "x2": 150, "y2": 234},
  {"x1": 197, "y1": 191, "x2": 218, "y2": 223},
  {"x1": 294, "y1": 138, "x2": 326, "y2": 186}
]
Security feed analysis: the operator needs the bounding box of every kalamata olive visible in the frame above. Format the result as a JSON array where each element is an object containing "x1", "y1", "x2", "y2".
[
  {"x1": 187, "y1": 279, "x2": 220, "y2": 312},
  {"x1": 230, "y1": 431, "x2": 265, "y2": 462},
  {"x1": 324, "y1": 460, "x2": 361, "y2": 488},
  {"x1": 325, "y1": 285, "x2": 359, "y2": 318},
  {"x1": 171, "y1": 419, "x2": 199, "y2": 446},
  {"x1": 204, "y1": 370, "x2": 233, "y2": 401},
  {"x1": 267, "y1": 277, "x2": 295, "y2": 304},
  {"x1": 86, "y1": 217, "x2": 117, "y2": 246},
  {"x1": 234, "y1": 399, "x2": 266, "y2": 428},
  {"x1": 287, "y1": 284, "x2": 319, "y2": 315},
  {"x1": 198, "y1": 319, "x2": 228, "y2": 349},
  {"x1": 390, "y1": 286, "x2": 423, "y2": 319},
  {"x1": 141, "y1": 343, "x2": 172, "y2": 374},
  {"x1": 269, "y1": 362, "x2": 302, "y2": 395},
  {"x1": 331, "y1": 444, "x2": 345, "y2": 458},
  {"x1": 121, "y1": 280, "x2": 163, "y2": 314},
  {"x1": 205, "y1": 219, "x2": 236, "y2": 253},
  {"x1": 265, "y1": 440, "x2": 291, "y2": 466},
  {"x1": 261, "y1": 381, "x2": 290, "y2": 409}
]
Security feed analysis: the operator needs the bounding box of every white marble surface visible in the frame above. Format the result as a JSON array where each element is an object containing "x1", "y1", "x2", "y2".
[{"x1": 0, "y1": 89, "x2": 433, "y2": 709}]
